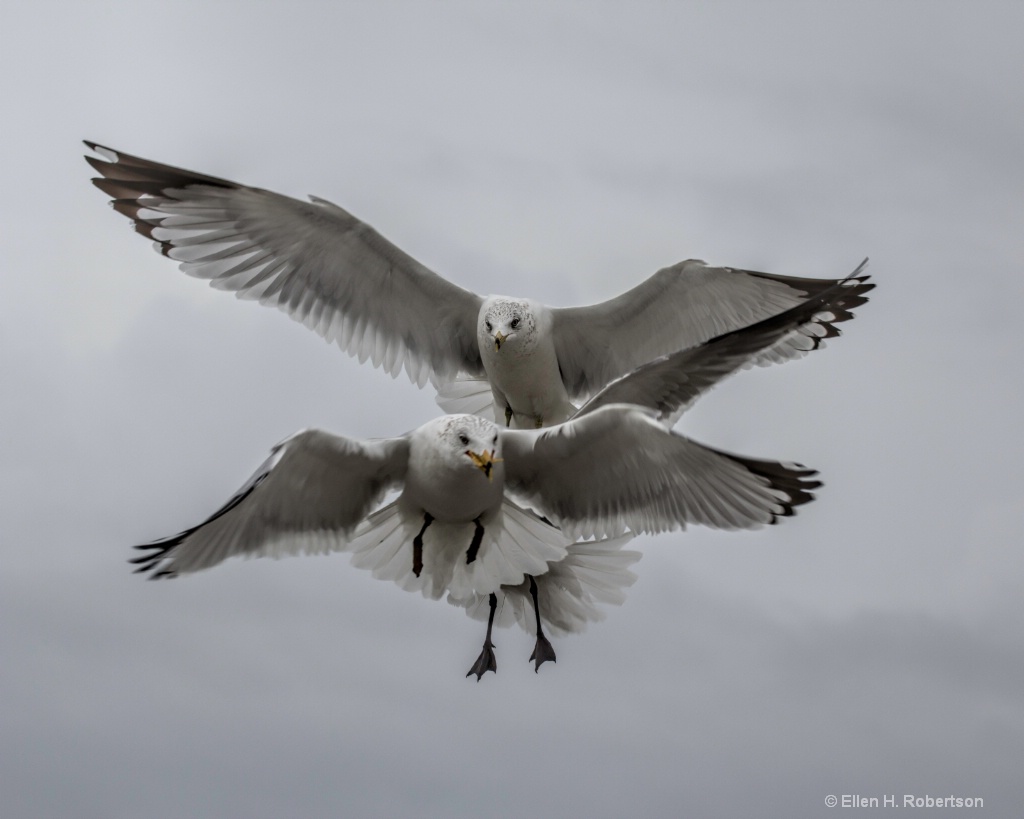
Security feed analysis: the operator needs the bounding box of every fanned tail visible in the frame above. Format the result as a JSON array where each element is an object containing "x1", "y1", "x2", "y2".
[
  {"x1": 434, "y1": 377, "x2": 499, "y2": 422},
  {"x1": 348, "y1": 501, "x2": 416, "y2": 584},
  {"x1": 347, "y1": 499, "x2": 571, "y2": 601},
  {"x1": 451, "y1": 532, "x2": 640, "y2": 638},
  {"x1": 444, "y1": 501, "x2": 572, "y2": 601}
]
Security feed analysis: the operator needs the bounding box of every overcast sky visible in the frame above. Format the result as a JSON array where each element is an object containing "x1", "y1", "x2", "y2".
[{"x1": 2, "y1": 2, "x2": 1022, "y2": 817}]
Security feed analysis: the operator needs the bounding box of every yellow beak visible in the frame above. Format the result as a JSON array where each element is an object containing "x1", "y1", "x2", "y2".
[
  {"x1": 466, "y1": 449, "x2": 503, "y2": 480},
  {"x1": 494, "y1": 331, "x2": 507, "y2": 351}
]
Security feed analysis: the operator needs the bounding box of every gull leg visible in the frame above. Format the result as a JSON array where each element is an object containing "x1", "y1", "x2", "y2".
[
  {"x1": 467, "y1": 593, "x2": 498, "y2": 681},
  {"x1": 412, "y1": 512, "x2": 433, "y2": 578},
  {"x1": 465, "y1": 518, "x2": 484, "y2": 565},
  {"x1": 528, "y1": 575, "x2": 556, "y2": 672}
]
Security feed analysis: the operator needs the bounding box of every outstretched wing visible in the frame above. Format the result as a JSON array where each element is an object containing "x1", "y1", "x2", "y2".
[
  {"x1": 576, "y1": 274, "x2": 874, "y2": 422},
  {"x1": 130, "y1": 429, "x2": 410, "y2": 578},
  {"x1": 85, "y1": 142, "x2": 484, "y2": 386},
  {"x1": 502, "y1": 405, "x2": 821, "y2": 539},
  {"x1": 551, "y1": 258, "x2": 871, "y2": 400}
]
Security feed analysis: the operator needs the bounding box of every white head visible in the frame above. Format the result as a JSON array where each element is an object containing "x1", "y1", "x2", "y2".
[
  {"x1": 421, "y1": 414, "x2": 504, "y2": 482},
  {"x1": 478, "y1": 297, "x2": 539, "y2": 355}
]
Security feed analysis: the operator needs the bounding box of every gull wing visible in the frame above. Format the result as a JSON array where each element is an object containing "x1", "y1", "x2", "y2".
[
  {"x1": 502, "y1": 405, "x2": 821, "y2": 539},
  {"x1": 551, "y1": 258, "x2": 871, "y2": 400},
  {"x1": 85, "y1": 142, "x2": 484, "y2": 386},
  {"x1": 575, "y1": 274, "x2": 874, "y2": 422},
  {"x1": 130, "y1": 430, "x2": 410, "y2": 578}
]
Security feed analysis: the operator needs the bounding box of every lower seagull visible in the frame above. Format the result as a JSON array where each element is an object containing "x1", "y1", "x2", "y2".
[{"x1": 131, "y1": 281, "x2": 868, "y2": 677}]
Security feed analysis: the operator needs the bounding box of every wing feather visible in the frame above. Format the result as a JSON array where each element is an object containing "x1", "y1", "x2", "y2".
[
  {"x1": 551, "y1": 258, "x2": 871, "y2": 400},
  {"x1": 502, "y1": 405, "x2": 821, "y2": 539},
  {"x1": 575, "y1": 273, "x2": 874, "y2": 422},
  {"x1": 130, "y1": 429, "x2": 410, "y2": 578},
  {"x1": 86, "y1": 142, "x2": 484, "y2": 387}
]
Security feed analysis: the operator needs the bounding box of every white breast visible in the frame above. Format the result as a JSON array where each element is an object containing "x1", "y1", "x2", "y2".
[{"x1": 478, "y1": 298, "x2": 576, "y2": 427}]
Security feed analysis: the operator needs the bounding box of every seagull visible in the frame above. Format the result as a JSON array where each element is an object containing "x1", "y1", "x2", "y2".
[
  {"x1": 85, "y1": 141, "x2": 872, "y2": 428},
  {"x1": 132, "y1": 406, "x2": 819, "y2": 676},
  {"x1": 129, "y1": 287, "x2": 853, "y2": 677}
]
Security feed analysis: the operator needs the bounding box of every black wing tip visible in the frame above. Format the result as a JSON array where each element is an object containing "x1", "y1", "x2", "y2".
[
  {"x1": 84, "y1": 139, "x2": 238, "y2": 192},
  {"x1": 129, "y1": 559, "x2": 178, "y2": 579},
  {"x1": 729, "y1": 456, "x2": 824, "y2": 522},
  {"x1": 802, "y1": 272, "x2": 876, "y2": 335},
  {"x1": 748, "y1": 258, "x2": 876, "y2": 326},
  {"x1": 84, "y1": 140, "x2": 117, "y2": 161},
  {"x1": 128, "y1": 532, "x2": 189, "y2": 578}
]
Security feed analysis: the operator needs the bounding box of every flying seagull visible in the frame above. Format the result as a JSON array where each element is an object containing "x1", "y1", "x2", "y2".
[
  {"x1": 85, "y1": 141, "x2": 871, "y2": 428},
  {"x1": 132, "y1": 407, "x2": 819, "y2": 676},
  {"x1": 129, "y1": 287, "x2": 853, "y2": 677}
]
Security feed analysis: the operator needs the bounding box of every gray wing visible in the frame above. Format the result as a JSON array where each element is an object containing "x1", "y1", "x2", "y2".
[
  {"x1": 85, "y1": 142, "x2": 485, "y2": 386},
  {"x1": 130, "y1": 430, "x2": 410, "y2": 578},
  {"x1": 502, "y1": 405, "x2": 820, "y2": 539},
  {"x1": 551, "y1": 258, "x2": 871, "y2": 400},
  {"x1": 576, "y1": 274, "x2": 874, "y2": 422}
]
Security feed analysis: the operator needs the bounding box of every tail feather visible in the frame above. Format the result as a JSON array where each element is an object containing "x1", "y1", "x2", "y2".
[
  {"x1": 348, "y1": 501, "x2": 411, "y2": 581},
  {"x1": 434, "y1": 377, "x2": 499, "y2": 421},
  {"x1": 445, "y1": 502, "x2": 571, "y2": 600},
  {"x1": 451, "y1": 533, "x2": 640, "y2": 638},
  {"x1": 347, "y1": 499, "x2": 571, "y2": 601}
]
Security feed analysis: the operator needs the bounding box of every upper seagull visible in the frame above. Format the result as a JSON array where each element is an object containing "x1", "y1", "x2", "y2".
[{"x1": 85, "y1": 141, "x2": 872, "y2": 428}]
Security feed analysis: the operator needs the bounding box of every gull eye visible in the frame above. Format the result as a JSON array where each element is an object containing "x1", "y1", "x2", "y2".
[
  {"x1": 484, "y1": 321, "x2": 492, "y2": 333},
  {"x1": 511, "y1": 317, "x2": 520, "y2": 329},
  {"x1": 459, "y1": 433, "x2": 470, "y2": 446},
  {"x1": 492, "y1": 434, "x2": 498, "y2": 445}
]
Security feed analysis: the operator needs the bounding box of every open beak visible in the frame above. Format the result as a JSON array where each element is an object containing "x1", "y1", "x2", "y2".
[
  {"x1": 494, "y1": 331, "x2": 507, "y2": 351},
  {"x1": 466, "y1": 449, "x2": 502, "y2": 481}
]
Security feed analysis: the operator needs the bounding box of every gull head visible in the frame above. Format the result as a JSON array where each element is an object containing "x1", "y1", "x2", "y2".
[
  {"x1": 479, "y1": 297, "x2": 538, "y2": 354},
  {"x1": 430, "y1": 415, "x2": 504, "y2": 482}
]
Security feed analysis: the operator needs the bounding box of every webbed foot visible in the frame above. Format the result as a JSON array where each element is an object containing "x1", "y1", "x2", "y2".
[
  {"x1": 466, "y1": 592, "x2": 499, "y2": 682},
  {"x1": 529, "y1": 633, "x2": 557, "y2": 672},
  {"x1": 527, "y1": 575, "x2": 556, "y2": 672},
  {"x1": 467, "y1": 638, "x2": 497, "y2": 681}
]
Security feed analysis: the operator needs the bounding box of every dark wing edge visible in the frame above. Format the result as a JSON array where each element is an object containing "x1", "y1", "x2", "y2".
[
  {"x1": 718, "y1": 451, "x2": 822, "y2": 524},
  {"x1": 128, "y1": 430, "x2": 409, "y2": 579},
  {"x1": 503, "y1": 406, "x2": 823, "y2": 538},
  {"x1": 575, "y1": 269, "x2": 874, "y2": 420},
  {"x1": 128, "y1": 443, "x2": 286, "y2": 580},
  {"x1": 551, "y1": 257, "x2": 872, "y2": 400}
]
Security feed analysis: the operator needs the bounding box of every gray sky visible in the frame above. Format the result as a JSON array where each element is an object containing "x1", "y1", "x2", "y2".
[{"x1": 2, "y1": 2, "x2": 1022, "y2": 816}]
